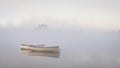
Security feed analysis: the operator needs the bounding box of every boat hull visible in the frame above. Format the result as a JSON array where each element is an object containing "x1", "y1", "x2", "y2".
[{"x1": 20, "y1": 45, "x2": 60, "y2": 52}]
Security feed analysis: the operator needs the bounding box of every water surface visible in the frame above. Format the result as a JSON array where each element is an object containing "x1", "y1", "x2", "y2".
[{"x1": 0, "y1": 27, "x2": 120, "y2": 68}]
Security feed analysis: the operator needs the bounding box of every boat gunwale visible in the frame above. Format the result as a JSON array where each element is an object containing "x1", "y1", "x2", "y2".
[{"x1": 20, "y1": 44, "x2": 59, "y2": 48}]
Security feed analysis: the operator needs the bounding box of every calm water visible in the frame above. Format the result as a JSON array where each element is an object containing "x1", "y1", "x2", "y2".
[{"x1": 0, "y1": 27, "x2": 120, "y2": 68}]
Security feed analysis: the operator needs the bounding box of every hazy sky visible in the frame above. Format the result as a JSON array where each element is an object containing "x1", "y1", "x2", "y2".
[{"x1": 0, "y1": 0, "x2": 120, "y2": 30}]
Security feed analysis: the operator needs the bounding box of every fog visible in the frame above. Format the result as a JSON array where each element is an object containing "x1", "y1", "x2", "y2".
[
  {"x1": 0, "y1": 0, "x2": 120, "y2": 68},
  {"x1": 0, "y1": 26, "x2": 120, "y2": 68},
  {"x1": 0, "y1": 25, "x2": 120, "y2": 51}
]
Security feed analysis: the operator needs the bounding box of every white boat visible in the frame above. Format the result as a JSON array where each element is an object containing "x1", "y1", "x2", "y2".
[{"x1": 20, "y1": 44, "x2": 60, "y2": 52}]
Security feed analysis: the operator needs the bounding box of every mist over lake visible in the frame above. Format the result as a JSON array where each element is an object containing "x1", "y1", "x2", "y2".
[
  {"x1": 0, "y1": 26, "x2": 120, "y2": 68},
  {"x1": 0, "y1": 0, "x2": 120, "y2": 68}
]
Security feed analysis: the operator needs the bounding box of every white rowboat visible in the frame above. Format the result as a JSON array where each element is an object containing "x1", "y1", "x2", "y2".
[{"x1": 20, "y1": 44, "x2": 60, "y2": 52}]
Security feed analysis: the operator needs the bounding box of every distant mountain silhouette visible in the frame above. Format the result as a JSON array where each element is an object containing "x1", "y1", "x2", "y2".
[{"x1": 37, "y1": 24, "x2": 48, "y2": 29}]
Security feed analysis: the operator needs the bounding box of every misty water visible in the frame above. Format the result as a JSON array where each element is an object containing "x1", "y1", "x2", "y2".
[{"x1": 0, "y1": 27, "x2": 120, "y2": 68}]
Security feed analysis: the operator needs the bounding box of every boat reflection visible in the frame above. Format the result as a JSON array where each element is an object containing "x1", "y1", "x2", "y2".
[{"x1": 20, "y1": 49, "x2": 60, "y2": 58}]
